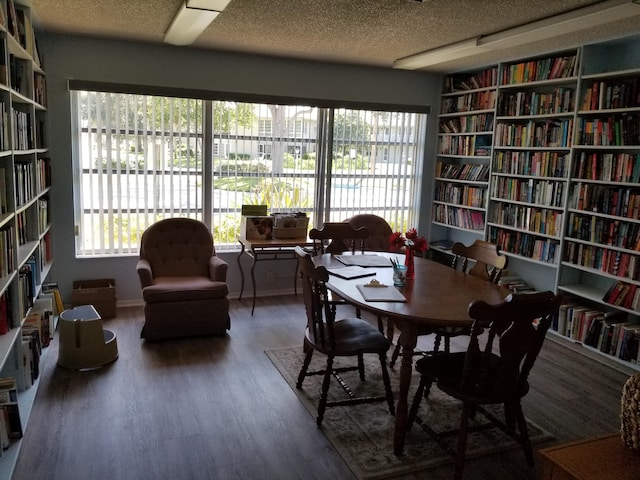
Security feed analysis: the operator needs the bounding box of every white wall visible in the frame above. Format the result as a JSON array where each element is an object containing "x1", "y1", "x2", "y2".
[{"x1": 42, "y1": 34, "x2": 443, "y2": 304}]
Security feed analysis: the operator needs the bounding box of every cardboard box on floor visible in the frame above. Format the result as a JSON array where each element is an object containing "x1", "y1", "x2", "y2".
[{"x1": 71, "y1": 279, "x2": 117, "y2": 319}]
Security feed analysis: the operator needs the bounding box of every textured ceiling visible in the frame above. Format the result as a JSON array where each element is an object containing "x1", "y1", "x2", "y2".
[{"x1": 25, "y1": 0, "x2": 640, "y2": 72}]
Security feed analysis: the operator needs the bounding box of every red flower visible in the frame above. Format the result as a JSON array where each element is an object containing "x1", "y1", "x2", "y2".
[{"x1": 389, "y1": 229, "x2": 428, "y2": 253}]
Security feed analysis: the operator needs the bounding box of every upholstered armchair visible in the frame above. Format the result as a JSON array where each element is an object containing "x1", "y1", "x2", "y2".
[
  {"x1": 136, "y1": 218, "x2": 230, "y2": 341},
  {"x1": 345, "y1": 214, "x2": 393, "y2": 252}
]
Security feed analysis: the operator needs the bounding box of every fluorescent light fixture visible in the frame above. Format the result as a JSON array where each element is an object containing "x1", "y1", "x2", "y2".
[
  {"x1": 164, "y1": 0, "x2": 232, "y2": 46},
  {"x1": 479, "y1": 0, "x2": 640, "y2": 49},
  {"x1": 393, "y1": 38, "x2": 479, "y2": 70},
  {"x1": 393, "y1": 0, "x2": 640, "y2": 70}
]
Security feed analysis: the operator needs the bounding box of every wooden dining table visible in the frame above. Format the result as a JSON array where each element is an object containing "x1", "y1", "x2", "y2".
[{"x1": 313, "y1": 251, "x2": 509, "y2": 456}]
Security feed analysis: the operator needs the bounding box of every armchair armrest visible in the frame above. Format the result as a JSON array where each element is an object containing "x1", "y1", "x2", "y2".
[
  {"x1": 209, "y1": 255, "x2": 228, "y2": 282},
  {"x1": 137, "y1": 259, "x2": 153, "y2": 288}
]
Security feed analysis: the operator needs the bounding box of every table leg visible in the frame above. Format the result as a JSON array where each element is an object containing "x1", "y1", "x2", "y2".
[
  {"x1": 250, "y1": 251, "x2": 257, "y2": 315},
  {"x1": 237, "y1": 243, "x2": 246, "y2": 301},
  {"x1": 394, "y1": 322, "x2": 418, "y2": 456}
]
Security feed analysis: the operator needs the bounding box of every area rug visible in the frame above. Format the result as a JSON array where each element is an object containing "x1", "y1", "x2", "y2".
[{"x1": 266, "y1": 346, "x2": 554, "y2": 480}]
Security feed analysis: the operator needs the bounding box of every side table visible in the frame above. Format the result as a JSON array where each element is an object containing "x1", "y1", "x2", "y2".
[
  {"x1": 539, "y1": 433, "x2": 640, "y2": 480},
  {"x1": 236, "y1": 235, "x2": 313, "y2": 315}
]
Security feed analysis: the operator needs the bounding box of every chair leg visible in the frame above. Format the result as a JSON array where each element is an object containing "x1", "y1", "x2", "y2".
[
  {"x1": 407, "y1": 376, "x2": 429, "y2": 430},
  {"x1": 390, "y1": 342, "x2": 402, "y2": 368},
  {"x1": 378, "y1": 352, "x2": 395, "y2": 415},
  {"x1": 386, "y1": 318, "x2": 395, "y2": 342},
  {"x1": 317, "y1": 355, "x2": 334, "y2": 426},
  {"x1": 296, "y1": 347, "x2": 314, "y2": 388},
  {"x1": 454, "y1": 402, "x2": 471, "y2": 480},
  {"x1": 433, "y1": 333, "x2": 442, "y2": 353},
  {"x1": 514, "y1": 401, "x2": 534, "y2": 467},
  {"x1": 357, "y1": 352, "x2": 365, "y2": 381}
]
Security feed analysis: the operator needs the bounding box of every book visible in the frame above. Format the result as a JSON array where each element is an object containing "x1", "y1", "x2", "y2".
[
  {"x1": 335, "y1": 254, "x2": 393, "y2": 268},
  {"x1": 326, "y1": 266, "x2": 376, "y2": 280}
]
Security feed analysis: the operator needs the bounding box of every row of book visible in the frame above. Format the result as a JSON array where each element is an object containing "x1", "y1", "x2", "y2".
[
  {"x1": 501, "y1": 54, "x2": 579, "y2": 85},
  {"x1": 576, "y1": 115, "x2": 640, "y2": 146},
  {"x1": 495, "y1": 118, "x2": 574, "y2": 148},
  {"x1": 554, "y1": 303, "x2": 640, "y2": 363},
  {"x1": 580, "y1": 78, "x2": 640, "y2": 111},
  {"x1": 14, "y1": 161, "x2": 35, "y2": 207},
  {"x1": 441, "y1": 90, "x2": 496, "y2": 115},
  {"x1": 563, "y1": 242, "x2": 640, "y2": 282},
  {"x1": 11, "y1": 108, "x2": 33, "y2": 151},
  {"x1": 602, "y1": 281, "x2": 640, "y2": 311},
  {"x1": 0, "y1": 102, "x2": 8, "y2": 152},
  {"x1": 571, "y1": 152, "x2": 640, "y2": 184},
  {"x1": 569, "y1": 183, "x2": 640, "y2": 220},
  {"x1": 566, "y1": 213, "x2": 640, "y2": 250},
  {"x1": 443, "y1": 67, "x2": 498, "y2": 93},
  {"x1": 431, "y1": 204, "x2": 485, "y2": 231},
  {"x1": 491, "y1": 176, "x2": 565, "y2": 208},
  {"x1": 0, "y1": 227, "x2": 14, "y2": 278},
  {"x1": 435, "y1": 162, "x2": 489, "y2": 182},
  {"x1": 439, "y1": 113, "x2": 494, "y2": 134},
  {"x1": 497, "y1": 87, "x2": 575, "y2": 117},
  {"x1": 0, "y1": 377, "x2": 22, "y2": 451},
  {"x1": 434, "y1": 183, "x2": 486, "y2": 208},
  {"x1": 489, "y1": 204, "x2": 562, "y2": 237},
  {"x1": 489, "y1": 226, "x2": 559, "y2": 264},
  {"x1": 493, "y1": 150, "x2": 568, "y2": 178},
  {"x1": 439, "y1": 134, "x2": 492, "y2": 157}
]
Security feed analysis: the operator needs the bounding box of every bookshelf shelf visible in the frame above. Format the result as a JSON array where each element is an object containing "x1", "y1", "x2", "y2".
[{"x1": 0, "y1": 0, "x2": 54, "y2": 477}]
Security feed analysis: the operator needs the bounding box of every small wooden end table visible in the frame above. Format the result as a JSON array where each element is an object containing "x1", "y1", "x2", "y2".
[
  {"x1": 539, "y1": 433, "x2": 640, "y2": 480},
  {"x1": 236, "y1": 235, "x2": 313, "y2": 315}
]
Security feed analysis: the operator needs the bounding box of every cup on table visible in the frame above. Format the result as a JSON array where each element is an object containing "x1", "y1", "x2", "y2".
[{"x1": 392, "y1": 265, "x2": 407, "y2": 286}]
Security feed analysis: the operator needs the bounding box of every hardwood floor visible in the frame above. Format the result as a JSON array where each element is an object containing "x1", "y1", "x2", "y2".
[{"x1": 13, "y1": 295, "x2": 632, "y2": 480}]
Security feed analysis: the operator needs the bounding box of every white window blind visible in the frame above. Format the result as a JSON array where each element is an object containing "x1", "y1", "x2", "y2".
[{"x1": 71, "y1": 90, "x2": 427, "y2": 256}]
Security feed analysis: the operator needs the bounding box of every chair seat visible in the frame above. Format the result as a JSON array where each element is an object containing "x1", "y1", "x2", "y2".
[
  {"x1": 142, "y1": 276, "x2": 229, "y2": 303},
  {"x1": 415, "y1": 352, "x2": 529, "y2": 404},
  {"x1": 307, "y1": 317, "x2": 391, "y2": 355}
]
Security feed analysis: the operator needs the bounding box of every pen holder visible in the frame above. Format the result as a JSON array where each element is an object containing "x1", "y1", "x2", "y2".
[{"x1": 392, "y1": 265, "x2": 407, "y2": 287}]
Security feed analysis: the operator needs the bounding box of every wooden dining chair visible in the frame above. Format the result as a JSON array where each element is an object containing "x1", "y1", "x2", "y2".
[
  {"x1": 308, "y1": 223, "x2": 371, "y2": 321},
  {"x1": 309, "y1": 222, "x2": 369, "y2": 255},
  {"x1": 407, "y1": 291, "x2": 560, "y2": 480},
  {"x1": 389, "y1": 240, "x2": 507, "y2": 367},
  {"x1": 294, "y1": 246, "x2": 395, "y2": 426}
]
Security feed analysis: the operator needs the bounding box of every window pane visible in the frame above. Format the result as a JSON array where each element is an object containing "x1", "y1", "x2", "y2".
[
  {"x1": 73, "y1": 91, "x2": 203, "y2": 256},
  {"x1": 212, "y1": 102, "x2": 317, "y2": 250},
  {"x1": 327, "y1": 109, "x2": 425, "y2": 232}
]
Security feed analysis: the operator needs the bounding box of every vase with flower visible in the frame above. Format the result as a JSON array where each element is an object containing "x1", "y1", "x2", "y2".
[{"x1": 389, "y1": 228, "x2": 428, "y2": 279}]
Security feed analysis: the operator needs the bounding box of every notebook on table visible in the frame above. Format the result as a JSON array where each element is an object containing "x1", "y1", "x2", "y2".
[
  {"x1": 326, "y1": 266, "x2": 377, "y2": 280},
  {"x1": 335, "y1": 254, "x2": 393, "y2": 268},
  {"x1": 356, "y1": 284, "x2": 406, "y2": 302}
]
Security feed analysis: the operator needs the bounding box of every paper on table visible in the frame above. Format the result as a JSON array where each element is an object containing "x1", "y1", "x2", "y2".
[
  {"x1": 327, "y1": 266, "x2": 376, "y2": 280},
  {"x1": 335, "y1": 254, "x2": 393, "y2": 268},
  {"x1": 356, "y1": 284, "x2": 406, "y2": 302}
]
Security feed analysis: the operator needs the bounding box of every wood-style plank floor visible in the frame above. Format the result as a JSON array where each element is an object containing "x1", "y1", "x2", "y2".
[{"x1": 12, "y1": 296, "x2": 633, "y2": 480}]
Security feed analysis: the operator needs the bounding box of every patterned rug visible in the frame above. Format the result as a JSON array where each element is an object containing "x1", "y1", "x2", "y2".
[{"x1": 266, "y1": 346, "x2": 554, "y2": 480}]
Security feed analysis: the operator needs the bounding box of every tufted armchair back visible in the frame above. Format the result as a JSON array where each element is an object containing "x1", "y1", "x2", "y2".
[{"x1": 139, "y1": 218, "x2": 215, "y2": 278}]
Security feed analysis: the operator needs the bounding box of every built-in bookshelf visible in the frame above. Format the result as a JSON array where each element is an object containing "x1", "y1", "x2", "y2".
[
  {"x1": 487, "y1": 50, "x2": 578, "y2": 268},
  {"x1": 431, "y1": 66, "x2": 497, "y2": 248},
  {"x1": 0, "y1": 0, "x2": 52, "y2": 477},
  {"x1": 434, "y1": 37, "x2": 640, "y2": 370}
]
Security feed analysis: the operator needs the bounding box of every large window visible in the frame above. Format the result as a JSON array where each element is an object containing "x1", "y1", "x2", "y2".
[{"x1": 72, "y1": 90, "x2": 427, "y2": 257}]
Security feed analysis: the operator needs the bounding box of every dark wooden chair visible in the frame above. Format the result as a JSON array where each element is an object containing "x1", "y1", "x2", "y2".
[
  {"x1": 407, "y1": 291, "x2": 560, "y2": 480},
  {"x1": 390, "y1": 240, "x2": 508, "y2": 367},
  {"x1": 309, "y1": 223, "x2": 370, "y2": 321},
  {"x1": 309, "y1": 222, "x2": 369, "y2": 255},
  {"x1": 294, "y1": 246, "x2": 395, "y2": 426}
]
